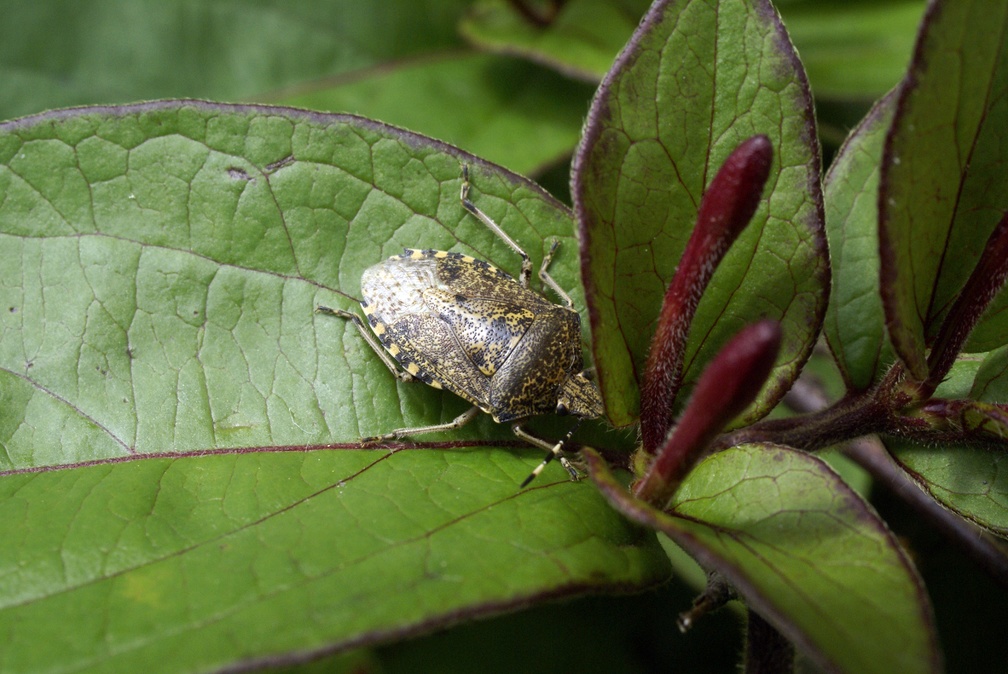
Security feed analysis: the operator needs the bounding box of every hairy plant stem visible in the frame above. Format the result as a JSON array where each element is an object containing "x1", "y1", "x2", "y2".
[
  {"x1": 744, "y1": 609, "x2": 795, "y2": 674},
  {"x1": 711, "y1": 361, "x2": 1008, "y2": 454},
  {"x1": 716, "y1": 364, "x2": 914, "y2": 453}
]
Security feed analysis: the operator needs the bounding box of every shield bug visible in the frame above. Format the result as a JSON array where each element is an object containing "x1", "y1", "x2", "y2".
[{"x1": 318, "y1": 165, "x2": 603, "y2": 486}]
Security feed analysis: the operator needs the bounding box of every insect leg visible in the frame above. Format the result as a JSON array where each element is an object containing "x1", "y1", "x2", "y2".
[
  {"x1": 538, "y1": 239, "x2": 574, "y2": 308},
  {"x1": 366, "y1": 406, "x2": 481, "y2": 443},
  {"x1": 512, "y1": 423, "x2": 582, "y2": 487},
  {"x1": 460, "y1": 164, "x2": 533, "y2": 287},
  {"x1": 316, "y1": 305, "x2": 414, "y2": 383}
]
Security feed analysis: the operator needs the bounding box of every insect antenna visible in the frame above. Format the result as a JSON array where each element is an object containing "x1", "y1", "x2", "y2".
[{"x1": 520, "y1": 419, "x2": 583, "y2": 488}]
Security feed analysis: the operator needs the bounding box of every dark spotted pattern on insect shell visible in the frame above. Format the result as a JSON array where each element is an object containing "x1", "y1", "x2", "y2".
[
  {"x1": 360, "y1": 252, "x2": 489, "y2": 409},
  {"x1": 487, "y1": 304, "x2": 583, "y2": 421},
  {"x1": 434, "y1": 253, "x2": 545, "y2": 377},
  {"x1": 358, "y1": 248, "x2": 584, "y2": 423}
]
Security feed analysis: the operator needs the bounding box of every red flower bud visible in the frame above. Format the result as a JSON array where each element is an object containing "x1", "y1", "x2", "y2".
[
  {"x1": 640, "y1": 135, "x2": 773, "y2": 451},
  {"x1": 635, "y1": 320, "x2": 782, "y2": 507}
]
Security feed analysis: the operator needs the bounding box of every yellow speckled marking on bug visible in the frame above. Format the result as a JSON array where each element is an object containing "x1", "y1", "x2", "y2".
[{"x1": 316, "y1": 165, "x2": 603, "y2": 487}]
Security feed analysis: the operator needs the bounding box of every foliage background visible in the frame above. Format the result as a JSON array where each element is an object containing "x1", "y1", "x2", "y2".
[{"x1": 1, "y1": 0, "x2": 1005, "y2": 671}]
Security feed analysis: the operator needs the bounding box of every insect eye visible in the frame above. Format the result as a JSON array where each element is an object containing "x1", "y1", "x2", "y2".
[{"x1": 555, "y1": 402, "x2": 569, "y2": 416}]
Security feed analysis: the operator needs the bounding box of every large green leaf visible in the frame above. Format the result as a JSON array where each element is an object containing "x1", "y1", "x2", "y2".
[
  {"x1": 879, "y1": 0, "x2": 1008, "y2": 378},
  {"x1": 823, "y1": 90, "x2": 898, "y2": 390},
  {"x1": 0, "y1": 101, "x2": 670, "y2": 671},
  {"x1": 587, "y1": 445, "x2": 941, "y2": 674},
  {"x1": 572, "y1": 0, "x2": 828, "y2": 427},
  {"x1": 0, "y1": 451, "x2": 668, "y2": 672}
]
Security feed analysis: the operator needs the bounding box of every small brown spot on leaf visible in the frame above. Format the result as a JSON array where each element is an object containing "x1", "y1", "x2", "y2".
[{"x1": 227, "y1": 167, "x2": 253, "y2": 182}]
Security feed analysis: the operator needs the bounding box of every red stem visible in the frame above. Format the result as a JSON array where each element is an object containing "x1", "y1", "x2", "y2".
[{"x1": 923, "y1": 211, "x2": 1008, "y2": 395}]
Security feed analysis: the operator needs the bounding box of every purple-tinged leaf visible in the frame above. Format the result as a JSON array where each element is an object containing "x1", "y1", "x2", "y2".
[
  {"x1": 823, "y1": 90, "x2": 899, "y2": 391},
  {"x1": 587, "y1": 444, "x2": 942, "y2": 674},
  {"x1": 572, "y1": 0, "x2": 827, "y2": 428},
  {"x1": 891, "y1": 436, "x2": 1008, "y2": 538},
  {"x1": 879, "y1": 0, "x2": 1008, "y2": 380}
]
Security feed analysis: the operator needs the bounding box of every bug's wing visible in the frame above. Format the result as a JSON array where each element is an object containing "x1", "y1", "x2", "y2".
[
  {"x1": 437, "y1": 294, "x2": 536, "y2": 377},
  {"x1": 361, "y1": 253, "x2": 506, "y2": 410},
  {"x1": 359, "y1": 249, "x2": 567, "y2": 420},
  {"x1": 488, "y1": 305, "x2": 583, "y2": 421},
  {"x1": 432, "y1": 253, "x2": 557, "y2": 376},
  {"x1": 382, "y1": 310, "x2": 492, "y2": 411},
  {"x1": 429, "y1": 289, "x2": 583, "y2": 422}
]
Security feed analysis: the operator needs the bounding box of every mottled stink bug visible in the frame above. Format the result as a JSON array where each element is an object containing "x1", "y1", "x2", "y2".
[{"x1": 318, "y1": 165, "x2": 603, "y2": 486}]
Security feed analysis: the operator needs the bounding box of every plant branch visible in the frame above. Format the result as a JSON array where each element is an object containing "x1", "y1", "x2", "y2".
[{"x1": 715, "y1": 361, "x2": 1008, "y2": 453}]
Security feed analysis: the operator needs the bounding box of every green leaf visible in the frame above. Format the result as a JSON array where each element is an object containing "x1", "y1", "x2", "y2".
[
  {"x1": 879, "y1": 0, "x2": 1008, "y2": 378},
  {"x1": 823, "y1": 90, "x2": 898, "y2": 390},
  {"x1": 890, "y1": 441, "x2": 1008, "y2": 538},
  {"x1": 0, "y1": 452, "x2": 667, "y2": 672},
  {"x1": 877, "y1": 0, "x2": 1008, "y2": 536},
  {"x1": 0, "y1": 0, "x2": 471, "y2": 121},
  {"x1": 459, "y1": 0, "x2": 651, "y2": 82},
  {"x1": 572, "y1": 0, "x2": 828, "y2": 427},
  {"x1": 275, "y1": 52, "x2": 594, "y2": 176},
  {"x1": 587, "y1": 445, "x2": 942, "y2": 674},
  {"x1": 0, "y1": 101, "x2": 670, "y2": 671},
  {"x1": 972, "y1": 344, "x2": 1008, "y2": 402},
  {"x1": 889, "y1": 353, "x2": 1008, "y2": 538}
]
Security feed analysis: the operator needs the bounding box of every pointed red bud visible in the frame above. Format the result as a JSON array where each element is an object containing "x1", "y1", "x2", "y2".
[
  {"x1": 640, "y1": 135, "x2": 773, "y2": 452},
  {"x1": 634, "y1": 320, "x2": 781, "y2": 507}
]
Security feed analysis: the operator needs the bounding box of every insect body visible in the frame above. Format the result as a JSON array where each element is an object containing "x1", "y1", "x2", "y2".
[{"x1": 319, "y1": 166, "x2": 603, "y2": 486}]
